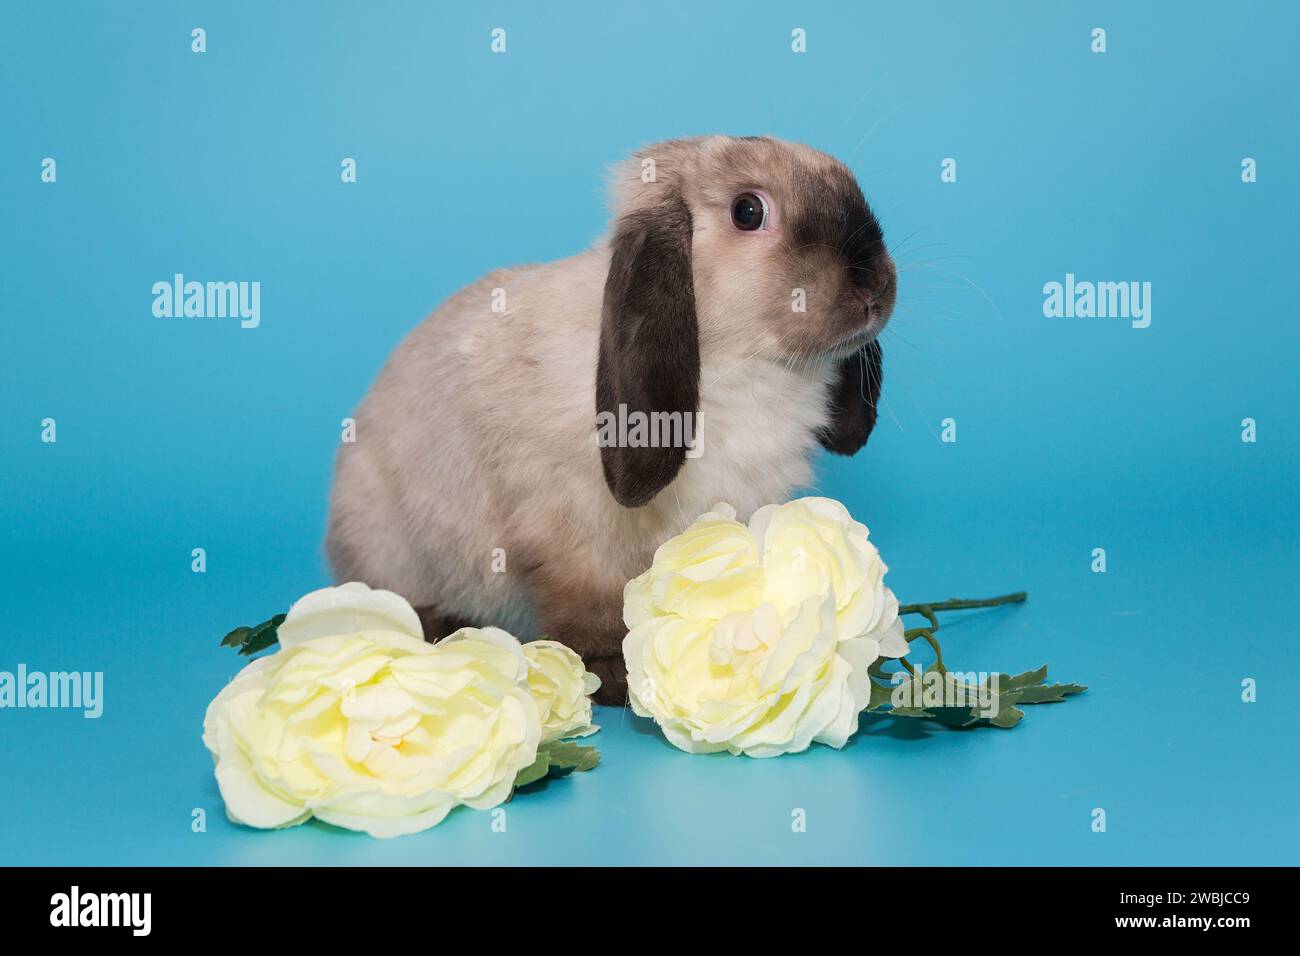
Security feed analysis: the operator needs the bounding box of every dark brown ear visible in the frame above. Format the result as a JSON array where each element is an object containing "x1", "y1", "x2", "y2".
[
  {"x1": 817, "y1": 338, "x2": 883, "y2": 456},
  {"x1": 596, "y1": 192, "x2": 700, "y2": 508}
]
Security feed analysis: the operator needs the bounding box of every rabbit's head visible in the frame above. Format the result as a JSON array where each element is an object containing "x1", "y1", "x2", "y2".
[{"x1": 598, "y1": 136, "x2": 895, "y2": 508}]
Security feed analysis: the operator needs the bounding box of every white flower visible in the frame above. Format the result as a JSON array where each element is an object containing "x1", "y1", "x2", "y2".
[
  {"x1": 203, "y1": 583, "x2": 542, "y2": 838},
  {"x1": 623, "y1": 498, "x2": 908, "y2": 757},
  {"x1": 523, "y1": 640, "x2": 601, "y2": 742}
]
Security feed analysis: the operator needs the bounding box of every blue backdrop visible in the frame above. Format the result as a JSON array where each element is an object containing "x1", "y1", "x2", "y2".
[{"x1": 2, "y1": 1, "x2": 1296, "y2": 865}]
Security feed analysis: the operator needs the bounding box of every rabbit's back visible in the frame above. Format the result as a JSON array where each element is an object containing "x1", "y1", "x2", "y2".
[{"x1": 326, "y1": 251, "x2": 612, "y2": 630}]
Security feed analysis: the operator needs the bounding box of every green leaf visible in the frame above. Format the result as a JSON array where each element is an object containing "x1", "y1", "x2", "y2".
[
  {"x1": 986, "y1": 705, "x2": 1025, "y2": 729},
  {"x1": 890, "y1": 705, "x2": 940, "y2": 720},
  {"x1": 220, "y1": 612, "x2": 287, "y2": 656},
  {"x1": 513, "y1": 752, "x2": 552, "y2": 788},
  {"x1": 1014, "y1": 681, "x2": 1088, "y2": 704},
  {"x1": 865, "y1": 661, "x2": 1084, "y2": 730},
  {"x1": 866, "y1": 681, "x2": 896, "y2": 713},
  {"x1": 543, "y1": 739, "x2": 601, "y2": 774},
  {"x1": 1002, "y1": 664, "x2": 1049, "y2": 689},
  {"x1": 220, "y1": 626, "x2": 252, "y2": 648},
  {"x1": 513, "y1": 739, "x2": 600, "y2": 791}
]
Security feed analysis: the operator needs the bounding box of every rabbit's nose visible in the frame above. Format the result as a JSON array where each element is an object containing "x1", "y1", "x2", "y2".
[
  {"x1": 853, "y1": 256, "x2": 893, "y2": 296},
  {"x1": 855, "y1": 255, "x2": 897, "y2": 319}
]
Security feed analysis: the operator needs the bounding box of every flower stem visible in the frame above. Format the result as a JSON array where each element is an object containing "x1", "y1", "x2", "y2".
[
  {"x1": 904, "y1": 628, "x2": 946, "y2": 674},
  {"x1": 898, "y1": 592, "x2": 1027, "y2": 617},
  {"x1": 891, "y1": 592, "x2": 1027, "y2": 679}
]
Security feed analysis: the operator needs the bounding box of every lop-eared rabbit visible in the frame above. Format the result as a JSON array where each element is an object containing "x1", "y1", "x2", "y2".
[{"x1": 327, "y1": 135, "x2": 896, "y2": 704}]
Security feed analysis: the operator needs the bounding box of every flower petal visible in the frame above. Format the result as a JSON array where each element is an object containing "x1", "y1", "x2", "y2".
[{"x1": 277, "y1": 582, "x2": 424, "y2": 647}]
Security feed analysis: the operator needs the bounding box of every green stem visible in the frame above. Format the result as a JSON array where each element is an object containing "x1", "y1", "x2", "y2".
[
  {"x1": 905, "y1": 628, "x2": 947, "y2": 674},
  {"x1": 899, "y1": 592, "x2": 1027, "y2": 617},
  {"x1": 892, "y1": 592, "x2": 1026, "y2": 678}
]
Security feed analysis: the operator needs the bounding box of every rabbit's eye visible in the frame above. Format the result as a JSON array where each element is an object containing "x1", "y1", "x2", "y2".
[{"x1": 731, "y1": 192, "x2": 768, "y2": 231}]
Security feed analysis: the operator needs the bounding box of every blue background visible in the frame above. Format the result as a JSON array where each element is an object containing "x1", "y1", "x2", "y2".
[{"x1": 2, "y1": 1, "x2": 1296, "y2": 865}]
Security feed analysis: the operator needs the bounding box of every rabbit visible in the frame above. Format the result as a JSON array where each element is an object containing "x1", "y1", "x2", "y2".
[{"x1": 326, "y1": 135, "x2": 896, "y2": 705}]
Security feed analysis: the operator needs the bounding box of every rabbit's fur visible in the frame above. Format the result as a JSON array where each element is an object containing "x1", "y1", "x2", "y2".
[{"x1": 327, "y1": 136, "x2": 896, "y2": 703}]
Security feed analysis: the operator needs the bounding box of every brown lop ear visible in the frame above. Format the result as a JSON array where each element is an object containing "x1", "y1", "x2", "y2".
[
  {"x1": 817, "y1": 338, "x2": 883, "y2": 456},
  {"x1": 596, "y1": 192, "x2": 700, "y2": 508}
]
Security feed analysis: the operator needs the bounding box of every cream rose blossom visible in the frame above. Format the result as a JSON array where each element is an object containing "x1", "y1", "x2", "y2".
[
  {"x1": 623, "y1": 498, "x2": 909, "y2": 757},
  {"x1": 523, "y1": 640, "x2": 601, "y2": 742},
  {"x1": 203, "y1": 583, "x2": 545, "y2": 838}
]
